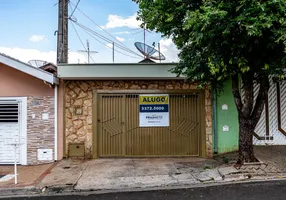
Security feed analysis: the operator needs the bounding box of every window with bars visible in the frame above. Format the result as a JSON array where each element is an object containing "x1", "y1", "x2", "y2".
[{"x1": 0, "y1": 103, "x2": 18, "y2": 123}]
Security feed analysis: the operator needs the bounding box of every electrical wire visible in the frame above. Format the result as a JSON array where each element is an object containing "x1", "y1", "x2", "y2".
[
  {"x1": 75, "y1": 21, "x2": 142, "y2": 56},
  {"x1": 69, "y1": 1, "x2": 96, "y2": 63},
  {"x1": 69, "y1": 16, "x2": 142, "y2": 57},
  {"x1": 69, "y1": 0, "x2": 142, "y2": 57},
  {"x1": 68, "y1": 1, "x2": 143, "y2": 60},
  {"x1": 70, "y1": 0, "x2": 80, "y2": 18},
  {"x1": 75, "y1": 23, "x2": 142, "y2": 59},
  {"x1": 70, "y1": 21, "x2": 96, "y2": 63},
  {"x1": 71, "y1": 21, "x2": 142, "y2": 59},
  {"x1": 69, "y1": 0, "x2": 134, "y2": 49},
  {"x1": 73, "y1": 21, "x2": 143, "y2": 57}
]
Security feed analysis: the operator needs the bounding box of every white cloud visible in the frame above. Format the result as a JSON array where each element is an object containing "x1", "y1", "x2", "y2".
[
  {"x1": 29, "y1": 35, "x2": 46, "y2": 42},
  {"x1": 0, "y1": 47, "x2": 88, "y2": 64},
  {"x1": 106, "y1": 43, "x2": 113, "y2": 49},
  {"x1": 0, "y1": 47, "x2": 56, "y2": 63},
  {"x1": 102, "y1": 13, "x2": 141, "y2": 29},
  {"x1": 116, "y1": 36, "x2": 125, "y2": 42},
  {"x1": 159, "y1": 38, "x2": 179, "y2": 62},
  {"x1": 113, "y1": 31, "x2": 130, "y2": 35},
  {"x1": 69, "y1": 51, "x2": 88, "y2": 64}
]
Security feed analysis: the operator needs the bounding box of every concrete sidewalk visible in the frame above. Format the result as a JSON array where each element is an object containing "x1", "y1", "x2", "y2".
[
  {"x1": 1, "y1": 146, "x2": 286, "y2": 197},
  {"x1": 0, "y1": 163, "x2": 56, "y2": 197},
  {"x1": 39, "y1": 157, "x2": 221, "y2": 192},
  {"x1": 37, "y1": 146, "x2": 286, "y2": 193},
  {"x1": 237, "y1": 146, "x2": 286, "y2": 177},
  {"x1": 0, "y1": 163, "x2": 54, "y2": 188}
]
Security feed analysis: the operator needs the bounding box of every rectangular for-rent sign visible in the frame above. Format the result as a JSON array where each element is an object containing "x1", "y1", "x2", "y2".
[{"x1": 139, "y1": 94, "x2": 169, "y2": 127}]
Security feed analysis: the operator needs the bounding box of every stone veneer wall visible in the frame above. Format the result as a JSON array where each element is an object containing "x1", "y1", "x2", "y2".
[
  {"x1": 65, "y1": 80, "x2": 212, "y2": 158},
  {"x1": 27, "y1": 96, "x2": 55, "y2": 165}
]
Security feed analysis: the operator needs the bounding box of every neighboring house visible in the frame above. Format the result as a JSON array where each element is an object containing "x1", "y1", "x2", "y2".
[
  {"x1": 212, "y1": 81, "x2": 239, "y2": 154},
  {"x1": 252, "y1": 79, "x2": 286, "y2": 145},
  {"x1": 39, "y1": 62, "x2": 58, "y2": 75},
  {"x1": 57, "y1": 63, "x2": 213, "y2": 159},
  {"x1": 214, "y1": 78, "x2": 286, "y2": 154},
  {"x1": 0, "y1": 53, "x2": 62, "y2": 165}
]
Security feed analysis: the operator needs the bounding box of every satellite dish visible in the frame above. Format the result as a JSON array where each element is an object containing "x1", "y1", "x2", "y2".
[
  {"x1": 134, "y1": 42, "x2": 166, "y2": 61},
  {"x1": 28, "y1": 60, "x2": 48, "y2": 68}
]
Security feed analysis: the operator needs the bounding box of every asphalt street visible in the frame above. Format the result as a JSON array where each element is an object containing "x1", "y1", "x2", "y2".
[{"x1": 4, "y1": 180, "x2": 286, "y2": 200}]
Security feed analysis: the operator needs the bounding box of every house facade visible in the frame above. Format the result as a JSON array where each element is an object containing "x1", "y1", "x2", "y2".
[
  {"x1": 0, "y1": 54, "x2": 62, "y2": 165},
  {"x1": 4, "y1": 54, "x2": 275, "y2": 164},
  {"x1": 252, "y1": 79, "x2": 286, "y2": 145},
  {"x1": 212, "y1": 81, "x2": 239, "y2": 154},
  {"x1": 58, "y1": 63, "x2": 213, "y2": 159},
  {"x1": 214, "y1": 78, "x2": 286, "y2": 154}
]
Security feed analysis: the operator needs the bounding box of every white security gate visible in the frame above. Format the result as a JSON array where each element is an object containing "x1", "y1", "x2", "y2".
[
  {"x1": 0, "y1": 98, "x2": 27, "y2": 165},
  {"x1": 253, "y1": 80, "x2": 286, "y2": 145}
]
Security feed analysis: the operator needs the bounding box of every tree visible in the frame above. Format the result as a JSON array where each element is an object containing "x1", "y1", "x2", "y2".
[{"x1": 134, "y1": 0, "x2": 286, "y2": 164}]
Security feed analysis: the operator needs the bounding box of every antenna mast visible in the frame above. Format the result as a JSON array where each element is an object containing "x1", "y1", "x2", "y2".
[
  {"x1": 143, "y1": 27, "x2": 146, "y2": 58},
  {"x1": 78, "y1": 40, "x2": 98, "y2": 63},
  {"x1": 112, "y1": 42, "x2": 115, "y2": 63},
  {"x1": 158, "y1": 43, "x2": 161, "y2": 63}
]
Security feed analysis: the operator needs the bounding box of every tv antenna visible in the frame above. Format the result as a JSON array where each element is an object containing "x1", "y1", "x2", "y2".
[
  {"x1": 78, "y1": 39, "x2": 98, "y2": 63},
  {"x1": 134, "y1": 42, "x2": 166, "y2": 63},
  {"x1": 132, "y1": 26, "x2": 152, "y2": 54},
  {"x1": 28, "y1": 60, "x2": 48, "y2": 68}
]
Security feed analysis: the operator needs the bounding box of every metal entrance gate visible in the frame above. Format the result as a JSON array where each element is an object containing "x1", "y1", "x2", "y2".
[
  {"x1": 97, "y1": 92, "x2": 203, "y2": 157},
  {"x1": 0, "y1": 101, "x2": 20, "y2": 164}
]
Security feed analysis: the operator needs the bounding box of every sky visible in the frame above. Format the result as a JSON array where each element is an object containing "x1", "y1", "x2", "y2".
[{"x1": 0, "y1": 0, "x2": 179, "y2": 65}]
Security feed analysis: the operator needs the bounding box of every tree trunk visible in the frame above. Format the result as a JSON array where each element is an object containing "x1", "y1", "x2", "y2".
[
  {"x1": 232, "y1": 74, "x2": 269, "y2": 165},
  {"x1": 237, "y1": 117, "x2": 256, "y2": 164}
]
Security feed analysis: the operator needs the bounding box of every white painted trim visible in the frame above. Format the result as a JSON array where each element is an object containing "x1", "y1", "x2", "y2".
[
  {"x1": 0, "y1": 54, "x2": 58, "y2": 85},
  {"x1": 0, "y1": 97, "x2": 27, "y2": 165},
  {"x1": 0, "y1": 97, "x2": 27, "y2": 101},
  {"x1": 57, "y1": 63, "x2": 185, "y2": 80},
  {"x1": 54, "y1": 85, "x2": 58, "y2": 161},
  {"x1": 20, "y1": 97, "x2": 27, "y2": 165}
]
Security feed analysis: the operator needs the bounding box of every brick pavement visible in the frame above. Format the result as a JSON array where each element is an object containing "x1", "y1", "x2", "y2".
[
  {"x1": 215, "y1": 146, "x2": 286, "y2": 178},
  {"x1": 0, "y1": 163, "x2": 55, "y2": 188}
]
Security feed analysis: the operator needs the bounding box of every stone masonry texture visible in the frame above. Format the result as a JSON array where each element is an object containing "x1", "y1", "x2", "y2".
[
  {"x1": 65, "y1": 80, "x2": 212, "y2": 158},
  {"x1": 27, "y1": 96, "x2": 55, "y2": 165}
]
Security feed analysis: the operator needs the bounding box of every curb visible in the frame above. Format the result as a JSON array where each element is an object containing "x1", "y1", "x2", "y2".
[
  {"x1": 0, "y1": 186, "x2": 40, "y2": 198},
  {"x1": 0, "y1": 162, "x2": 59, "y2": 198},
  {"x1": 1, "y1": 176, "x2": 286, "y2": 199},
  {"x1": 39, "y1": 184, "x2": 75, "y2": 194},
  {"x1": 70, "y1": 177, "x2": 286, "y2": 196},
  {"x1": 34, "y1": 162, "x2": 59, "y2": 186}
]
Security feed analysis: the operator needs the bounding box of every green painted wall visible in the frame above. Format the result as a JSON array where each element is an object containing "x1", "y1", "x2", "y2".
[{"x1": 213, "y1": 80, "x2": 239, "y2": 154}]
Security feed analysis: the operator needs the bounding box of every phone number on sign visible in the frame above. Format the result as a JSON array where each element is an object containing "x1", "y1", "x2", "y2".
[{"x1": 141, "y1": 106, "x2": 166, "y2": 111}]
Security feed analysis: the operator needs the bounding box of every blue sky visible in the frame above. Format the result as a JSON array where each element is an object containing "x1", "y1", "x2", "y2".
[{"x1": 0, "y1": 0, "x2": 179, "y2": 64}]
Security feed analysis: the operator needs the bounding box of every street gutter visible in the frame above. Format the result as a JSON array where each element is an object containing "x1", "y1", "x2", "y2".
[{"x1": 1, "y1": 177, "x2": 286, "y2": 199}]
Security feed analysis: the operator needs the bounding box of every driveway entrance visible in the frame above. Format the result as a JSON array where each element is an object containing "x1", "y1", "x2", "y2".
[
  {"x1": 39, "y1": 158, "x2": 220, "y2": 190},
  {"x1": 96, "y1": 91, "x2": 205, "y2": 158},
  {"x1": 76, "y1": 158, "x2": 219, "y2": 190}
]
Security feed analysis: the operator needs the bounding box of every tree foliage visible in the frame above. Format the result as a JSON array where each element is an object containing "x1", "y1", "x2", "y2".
[
  {"x1": 134, "y1": 0, "x2": 286, "y2": 163},
  {"x1": 135, "y1": 0, "x2": 286, "y2": 88}
]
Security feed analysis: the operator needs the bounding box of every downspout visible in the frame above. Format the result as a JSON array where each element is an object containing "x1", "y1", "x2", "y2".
[
  {"x1": 213, "y1": 92, "x2": 218, "y2": 154},
  {"x1": 54, "y1": 85, "x2": 58, "y2": 161}
]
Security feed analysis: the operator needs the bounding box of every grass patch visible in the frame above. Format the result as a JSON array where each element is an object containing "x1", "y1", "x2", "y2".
[{"x1": 222, "y1": 156, "x2": 229, "y2": 164}]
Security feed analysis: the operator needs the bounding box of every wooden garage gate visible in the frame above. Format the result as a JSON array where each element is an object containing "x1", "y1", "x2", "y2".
[{"x1": 95, "y1": 90, "x2": 205, "y2": 157}]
